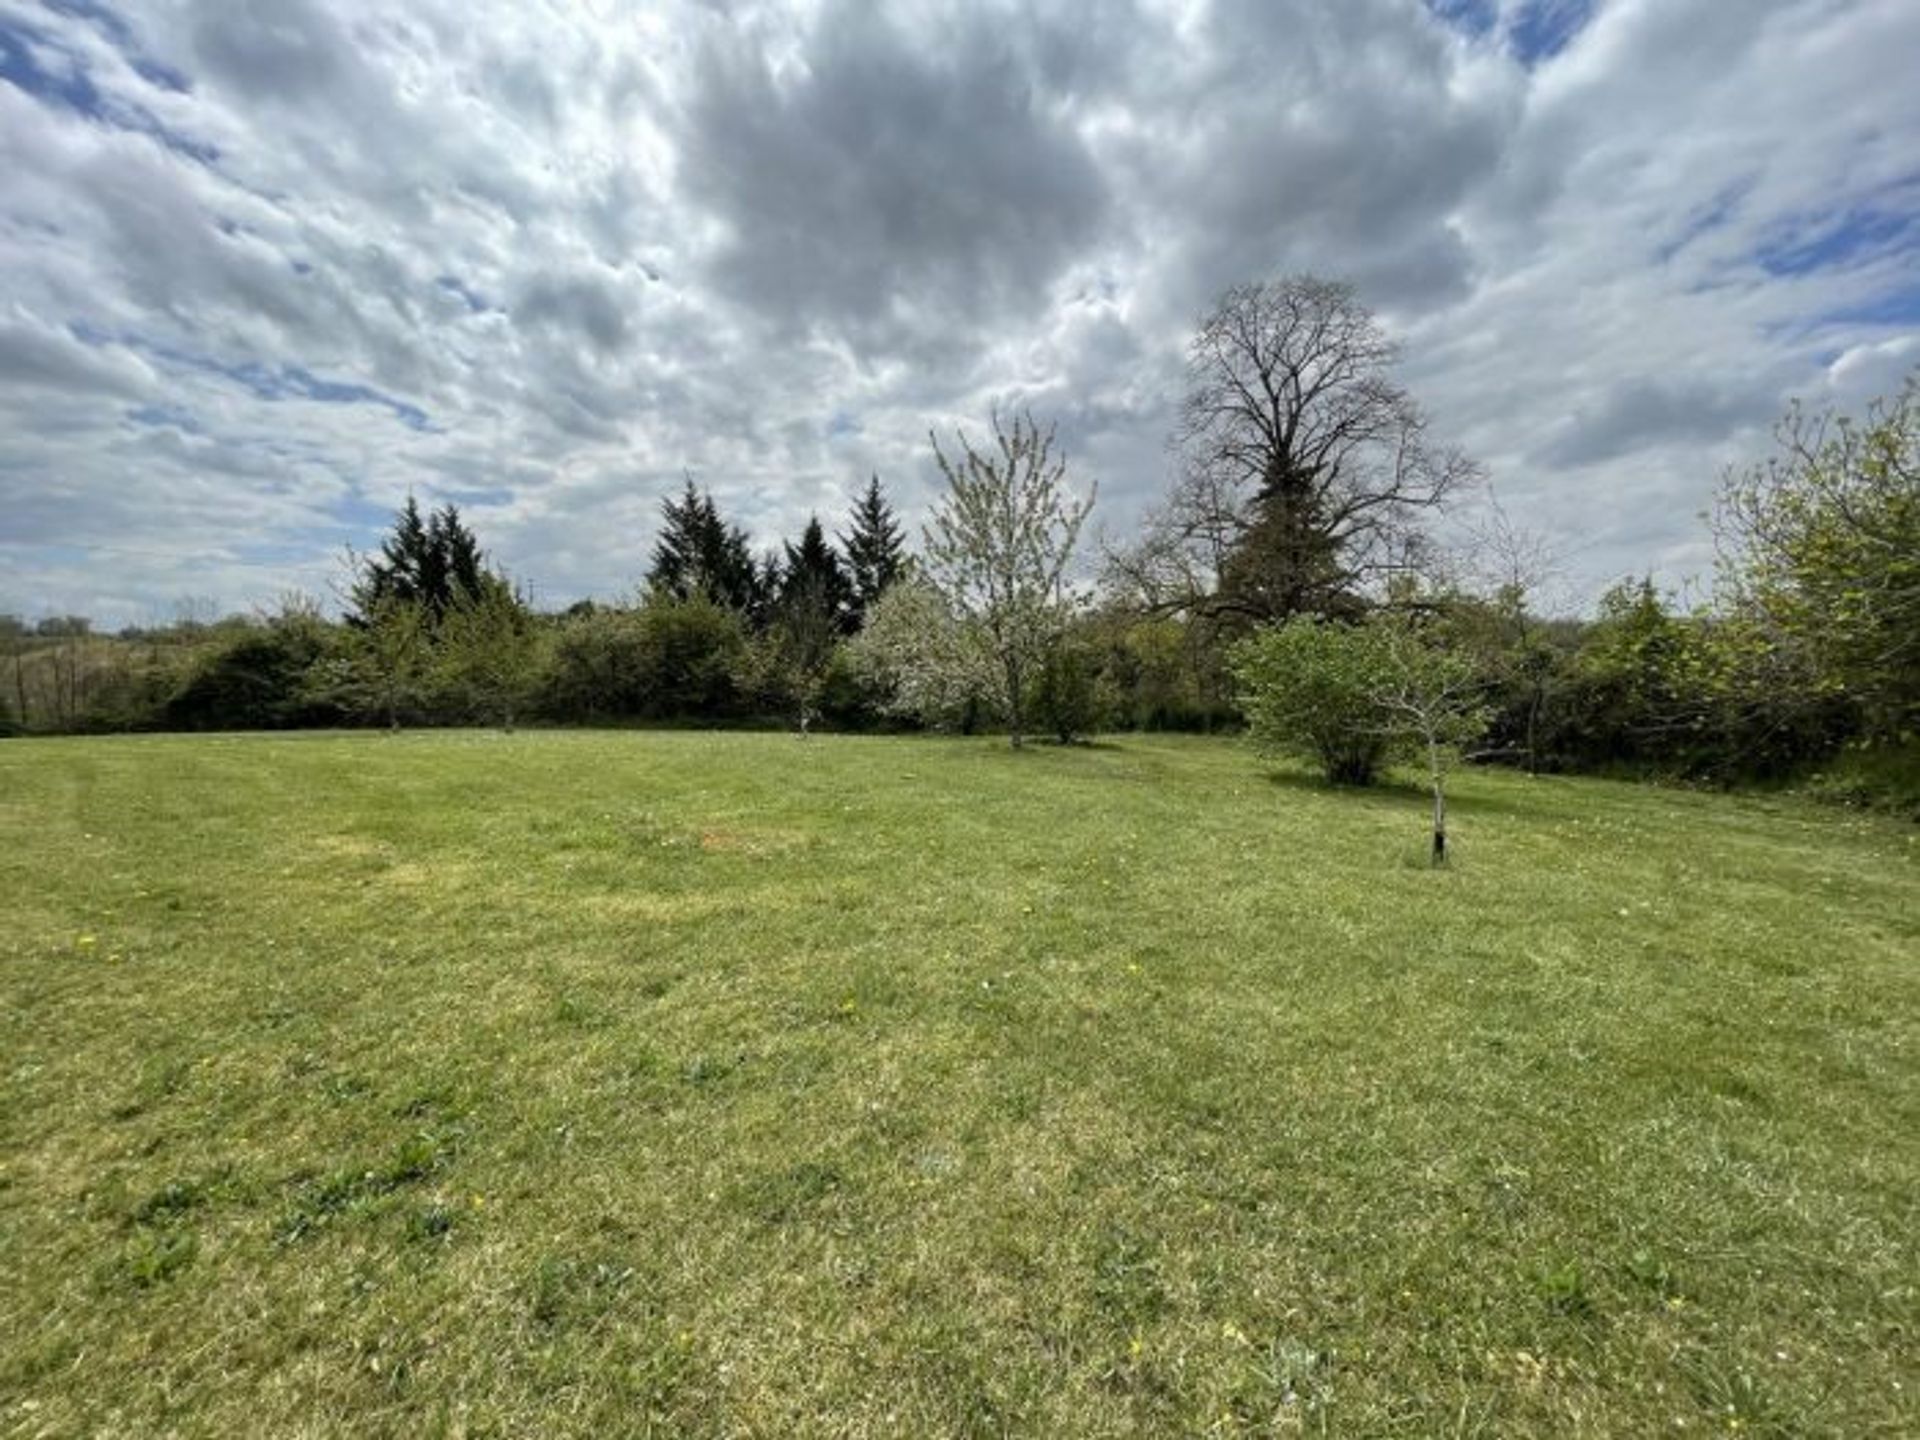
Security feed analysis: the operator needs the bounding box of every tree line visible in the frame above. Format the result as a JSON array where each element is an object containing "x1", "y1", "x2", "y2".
[{"x1": 4, "y1": 275, "x2": 1913, "y2": 811}]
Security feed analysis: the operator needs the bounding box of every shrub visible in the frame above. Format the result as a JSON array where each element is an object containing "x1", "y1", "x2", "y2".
[
  {"x1": 1229, "y1": 616, "x2": 1396, "y2": 784},
  {"x1": 165, "y1": 616, "x2": 337, "y2": 731},
  {"x1": 1033, "y1": 638, "x2": 1101, "y2": 743},
  {"x1": 844, "y1": 577, "x2": 997, "y2": 731},
  {"x1": 542, "y1": 607, "x2": 654, "y2": 720},
  {"x1": 631, "y1": 596, "x2": 748, "y2": 720}
]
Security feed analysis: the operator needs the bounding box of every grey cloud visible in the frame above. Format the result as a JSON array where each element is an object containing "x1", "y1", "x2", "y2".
[
  {"x1": 60, "y1": 141, "x2": 334, "y2": 341},
  {"x1": 678, "y1": 0, "x2": 1112, "y2": 341},
  {"x1": 4, "y1": 0, "x2": 1918, "y2": 625},
  {"x1": 0, "y1": 310, "x2": 156, "y2": 398},
  {"x1": 1145, "y1": 0, "x2": 1513, "y2": 315},
  {"x1": 1539, "y1": 378, "x2": 1780, "y2": 468},
  {"x1": 190, "y1": 0, "x2": 349, "y2": 101},
  {"x1": 483, "y1": 54, "x2": 563, "y2": 130},
  {"x1": 512, "y1": 271, "x2": 638, "y2": 355}
]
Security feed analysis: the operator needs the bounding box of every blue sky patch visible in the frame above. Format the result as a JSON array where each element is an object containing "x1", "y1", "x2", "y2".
[
  {"x1": 279, "y1": 366, "x2": 433, "y2": 431},
  {"x1": 45, "y1": 0, "x2": 188, "y2": 91},
  {"x1": 1425, "y1": 0, "x2": 1497, "y2": 39},
  {"x1": 1655, "y1": 176, "x2": 1756, "y2": 266},
  {"x1": 1819, "y1": 282, "x2": 1920, "y2": 329},
  {"x1": 1, "y1": 16, "x2": 103, "y2": 111},
  {"x1": 80, "y1": 326, "x2": 435, "y2": 433},
  {"x1": 1426, "y1": 0, "x2": 1597, "y2": 62},
  {"x1": 0, "y1": 13, "x2": 217, "y2": 163},
  {"x1": 1756, "y1": 207, "x2": 1917, "y2": 278},
  {"x1": 1507, "y1": 0, "x2": 1598, "y2": 64}
]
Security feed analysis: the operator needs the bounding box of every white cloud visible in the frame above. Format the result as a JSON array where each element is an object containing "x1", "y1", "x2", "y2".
[{"x1": 0, "y1": 0, "x2": 1915, "y2": 624}]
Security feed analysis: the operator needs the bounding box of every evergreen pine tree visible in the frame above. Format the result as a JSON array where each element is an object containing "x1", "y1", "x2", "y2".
[
  {"x1": 441, "y1": 505, "x2": 485, "y2": 603},
  {"x1": 840, "y1": 474, "x2": 907, "y2": 626},
  {"x1": 648, "y1": 479, "x2": 708, "y2": 602},
  {"x1": 648, "y1": 480, "x2": 770, "y2": 622},
  {"x1": 352, "y1": 495, "x2": 427, "y2": 621},
  {"x1": 779, "y1": 517, "x2": 854, "y2": 635},
  {"x1": 420, "y1": 507, "x2": 454, "y2": 618},
  {"x1": 352, "y1": 497, "x2": 500, "y2": 626},
  {"x1": 708, "y1": 519, "x2": 765, "y2": 621}
]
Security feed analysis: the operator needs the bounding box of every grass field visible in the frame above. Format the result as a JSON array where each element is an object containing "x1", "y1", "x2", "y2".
[{"x1": 1, "y1": 731, "x2": 1914, "y2": 1437}]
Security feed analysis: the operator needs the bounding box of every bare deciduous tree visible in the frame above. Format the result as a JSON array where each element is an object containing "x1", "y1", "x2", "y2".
[
  {"x1": 1466, "y1": 489, "x2": 1564, "y2": 775},
  {"x1": 1110, "y1": 275, "x2": 1476, "y2": 626},
  {"x1": 1366, "y1": 620, "x2": 1491, "y2": 865},
  {"x1": 924, "y1": 411, "x2": 1095, "y2": 748}
]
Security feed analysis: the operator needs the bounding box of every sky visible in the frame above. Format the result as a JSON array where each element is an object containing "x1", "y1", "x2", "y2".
[{"x1": 1, "y1": 0, "x2": 1917, "y2": 626}]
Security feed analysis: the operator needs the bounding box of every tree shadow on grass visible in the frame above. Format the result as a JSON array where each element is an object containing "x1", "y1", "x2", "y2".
[{"x1": 1258, "y1": 767, "x2": 1560, "y2": 821}]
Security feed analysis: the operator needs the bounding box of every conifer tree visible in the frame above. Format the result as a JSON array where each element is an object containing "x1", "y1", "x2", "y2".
[
  {"x1": 840, "y1": 474, "x2": 907, "y2": 625},
  {"x1": 646, "y1": 480, "x2": 768, "y2": 620},
  {"x1": 779, "y1": 517, "x2": 854, "y2": 635},
  {"x1": 648, "y1": 480, "x2": 708, "y2": 602},
  {"x1": 374, "y1": 495, "x2": 432, "y2": 609},
  {"x1": 351, "y1": 497, "x2": 492, "y2": 625},
  {"x1": 441, "y1": 505, "x2": 485, "y2": 601}
]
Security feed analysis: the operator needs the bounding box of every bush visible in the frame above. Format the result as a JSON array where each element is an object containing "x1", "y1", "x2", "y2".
[
  {"x1": 1802, "y1": 739, "x2": 1920, "y2": 819},
  {"x1": 73, "y1": 647, "x2": 182, "y2": 733},
  {"x1": 631, "y1": 596, "x2": 747, "y2": 720},
  {"x1": 433, "y1": 582, "x2": 545, "y2": 727},
  {"x1": 1033, "y1": 638, "x2": 1101, "y2": 743},
  {"x1": 1229, "y1": 617, "x2": 1397, "y2": 784},
  {"x1": 542, "y1": 608, "x2": 654, "y2": 720},
  {"x1": 844, "y1": 577, "x2": 996, "y2": 731},
  {"x1": 540, "y1": 598, "x2": 750, "y2": 723},
  {"x1": 814, "y1": 645, "x2": 889, "y2": 730},
  {"x1": 165, "y1": 617, "x2": 338, "y2": 731}
]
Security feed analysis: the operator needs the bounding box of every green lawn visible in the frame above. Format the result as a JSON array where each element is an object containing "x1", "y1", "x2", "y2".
[{"x1": 1, "y1": 731, "x2": 1914, "y2": 1437}]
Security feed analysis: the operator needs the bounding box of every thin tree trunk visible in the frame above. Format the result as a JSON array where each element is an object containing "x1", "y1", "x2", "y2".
[
  {"x1": 1429, "y1": 735, "x2": 1448, "y2": 866},
  {"x1": 1525, "y1": 682, "x2": 1542, "y2": 776}
]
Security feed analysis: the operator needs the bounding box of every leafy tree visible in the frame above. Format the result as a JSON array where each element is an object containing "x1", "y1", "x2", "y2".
[
  {"x1": 924, "y1": 410, "x2": 1096, "y2": 748},
  {"x1": 435, "y1": 578, "x2": 543, "y2": 729},
  {"x1": 630, "y1": 594, "x2": 747, "y2": 719},
  {"x1": 1229, "y1": 616, "x2": 1397, "y2": 784},
  {"x1": 768, "y1": 517, "x2": 854, "y2": 730},
  {"x1": 541, "y1": 607, "x2": 654, "y2": 720},
  {"x1": 1112, "y1": 275, "x2": 1475, "y2": 627},
  {"x1": 845, "y1": 572, "x2": 995, "y2": 730},
  {"x1": 1366, "y1": 618, "x2": 1492, "y2": 863},
  {"x1": 813, "y1": 643, "x2": 886, "y2": 730},
  {"x1": 1232, "y1": 614, "x2": 1491, "y2": 858},
  {"x1": 1031, "y1": 634, "x2": 1101, "y2": 744},
  {"x1": 1563, "y1": 578, "x2": 1702, "y2": 769},
  {"x1": 2, "y1": 615, "x2": 31, "y2": 732},
  {"x1": 1715, "y1": 371, "x2": 1919, "y2": 745},
  {"x1": 1455, "y1": 493, "x2": 1564, "y2": 774},
  {"x1": 1080, "y1": 608, "x2": 1230, "y2": 732},
  {"x1": 318, "y1": 595, "x2": 434, "y2": 729},
  {"x1": 840, "y1": 475, "x2": 908, "y2": 625}
]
